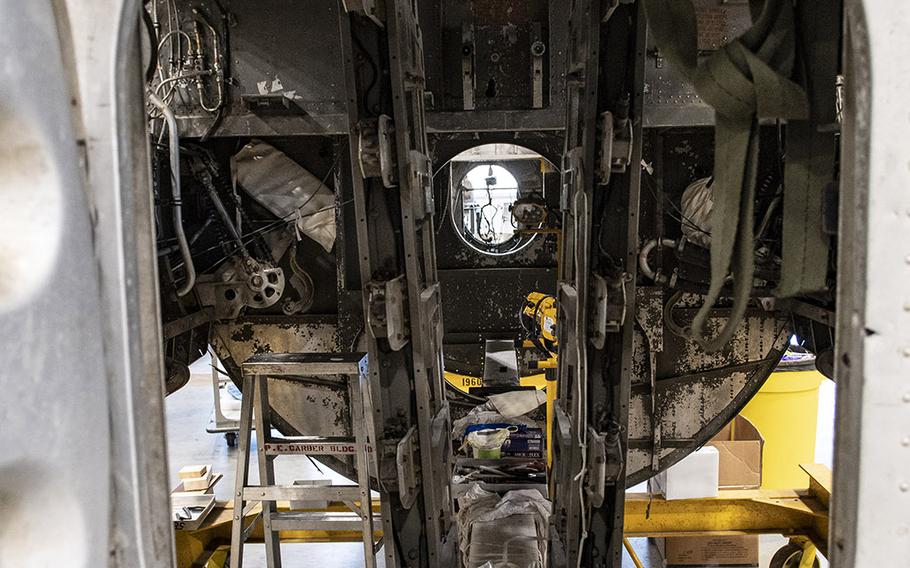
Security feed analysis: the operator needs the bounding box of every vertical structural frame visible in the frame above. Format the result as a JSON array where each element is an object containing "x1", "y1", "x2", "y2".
[
  {"x1": 834, "y1": 1, "x2": 910, "y2": 565},
  {"x1": 338, "y1": 2, "x2": 455, "y2": 565}
]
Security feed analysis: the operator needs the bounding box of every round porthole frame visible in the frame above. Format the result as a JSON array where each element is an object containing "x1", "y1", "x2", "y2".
[{"x1": 441, "y1": 144, "x2": 556, "y2": 257}]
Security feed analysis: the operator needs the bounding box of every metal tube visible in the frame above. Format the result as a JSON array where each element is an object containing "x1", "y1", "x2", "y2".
[
  {"x1": 638, "y1": 237, "x2": 677, "y2": 282},
  {"x1": 623, "y1": 538, "x2": 645, "y2": 568},
  {"x1": 147, "y1": 91, "x2": 195, "y2": 296},
  {"x1": 191, "y1": 10, "x2": 223, "y2": 113},
  {"x1": 154, "y1": 69, "x2": 211, "y2": 93},
  {"x1": 204, "y1": 182, "x2": 250, "y2": 260},
  {"x1": 150, "y1": 0, "x2": 159, "y2": 33},
  {"x1": 756, "y1": 195, "x2": 782, "y2": 241}
]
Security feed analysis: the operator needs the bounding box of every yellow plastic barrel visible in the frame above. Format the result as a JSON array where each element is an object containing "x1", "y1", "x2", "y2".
[{"x1": 739, "y1": 369, "x2": 825, "y2": 489}]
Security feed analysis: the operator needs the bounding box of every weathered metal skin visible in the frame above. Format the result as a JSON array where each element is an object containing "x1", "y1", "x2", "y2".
[
  {"x1": 209, "y1": 295, "x2": 787, "y2": 488},
  {"x1": 625, "y1": 288, "x2": 789, "y2": 484},
  {"x1": 210, "y1": 320, "x2": 359, "y2": 477}
]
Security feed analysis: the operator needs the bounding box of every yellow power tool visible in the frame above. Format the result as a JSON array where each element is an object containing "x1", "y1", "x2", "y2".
[{"x1": 521, "y1": 292, "x2": 557, "y2": 369}]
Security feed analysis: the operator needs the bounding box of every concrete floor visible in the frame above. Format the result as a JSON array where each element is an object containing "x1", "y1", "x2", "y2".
[{"x1": 167, "y1": 358, "x2": 835, "y2": 567}]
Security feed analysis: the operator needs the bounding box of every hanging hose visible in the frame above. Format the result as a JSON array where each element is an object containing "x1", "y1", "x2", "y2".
[
  {"x1": 638, "y1": 238, "x2": 678, "y2": 282},
  {"x1": 191, "y1": 9, "x2": 224, "y2": 113},
  {"x1": 148, "y1": 90, "x2": 196, "y2": 296}
]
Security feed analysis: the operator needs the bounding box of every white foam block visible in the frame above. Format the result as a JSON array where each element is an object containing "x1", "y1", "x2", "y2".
[{"x1": 650, "y1": 445, "x2": 719, "y2": 500}]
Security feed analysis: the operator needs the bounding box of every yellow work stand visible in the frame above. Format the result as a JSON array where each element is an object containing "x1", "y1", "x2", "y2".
[
  {"x1": 176, "y1": 464, "x2": 830, "y2": 568},
  {"x1": 623, "y1": 464, "x2": 829, "y2": 568}
]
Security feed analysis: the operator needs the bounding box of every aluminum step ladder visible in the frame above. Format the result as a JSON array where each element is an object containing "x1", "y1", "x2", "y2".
[{"x1": 229, "y1": 352, "x2": 378, "y2": 568}]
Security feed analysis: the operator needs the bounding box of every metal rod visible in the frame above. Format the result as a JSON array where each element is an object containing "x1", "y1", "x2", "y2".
[
  {"x1": 623, "y1": 538, "x2": 645, "y2": 568},
  {"x1": 205, "y1": 181, "x2": 250, "y2": 260},
  {"x1": 148, "y1": 90, "x2": 196, "y2": 295}
]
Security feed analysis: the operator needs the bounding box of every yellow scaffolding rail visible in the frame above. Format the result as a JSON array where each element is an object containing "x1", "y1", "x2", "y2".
[{"x1": 177, "y1": 465, "x2": 830, "y2": 567}]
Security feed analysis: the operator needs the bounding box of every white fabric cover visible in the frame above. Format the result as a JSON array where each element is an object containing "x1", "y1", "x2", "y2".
[
  {"x1": 232, "y1": 140, "x2": 336, "y2": 252},
  {"x1": 680, "y1": 176, "x2": 713, "y2": 248}
]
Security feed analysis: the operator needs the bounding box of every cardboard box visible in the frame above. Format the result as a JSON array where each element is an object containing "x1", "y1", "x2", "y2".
[
  {"x1": 656, "y1": 535, "x2": 758, "y2": 566},
  {"x1": 178, "y1": 464, "x2": 210, "y2": 480},
  {"x1": 501, "y1": 427, "x2": 544, "y2": 458},
  {"x1": 649, "y1": 446, "x2": 719, "y2": 500},
  {"x1": 173, "y1": 472, "x2": 222, "y2": 495},
  {"x1": 177, "y1": 464, "x2": 214, "y2": 491},
  {"x1": 182, "y1": 471, "x2": 213, "y2": 491},
  {"x1": 656, "y1": 415, "x2": 764, "y2": 566},
  {"x1": 708, "y1": 415, "x2": 764, "y2": 489}
]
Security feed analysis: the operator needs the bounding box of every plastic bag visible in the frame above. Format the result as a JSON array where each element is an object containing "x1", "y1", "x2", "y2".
[
  {"x1": 465, "y1": 427, "x2": 513, "y2": 458},
  {"x1": 452, "y1": 408, "x2": 537, "y2": 442},
  {"x1": 457, "y1": 484, "x2": 551, "y2": 568},
  {"x1": 680, "y1": 176, "x2": 713, "y2": 248}
]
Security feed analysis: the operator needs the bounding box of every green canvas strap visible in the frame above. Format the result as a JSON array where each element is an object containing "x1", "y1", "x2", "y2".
[
  {"x1": 776, "y1": 121, "x2": 834, "y2": 296},
  {"x1": 775, "y1": 0, "x2": 840, "y2": 296},
  {"x1": 643, "y1": 0, "x2": 810, "y2": 352}
]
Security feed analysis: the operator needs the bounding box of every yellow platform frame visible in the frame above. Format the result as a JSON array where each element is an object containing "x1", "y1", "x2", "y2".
[{"x1": 176, "y1": 465, "x2": 830, "y2": 567}]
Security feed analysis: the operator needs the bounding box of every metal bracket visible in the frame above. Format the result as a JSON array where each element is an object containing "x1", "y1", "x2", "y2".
[
  {"x1": 241, "y1": 93, "x2": 305, "y2": 115},
  {"x1": 419, "y1": 283, "x2": 444, "y2": 350},
  {"x1": 586, "y1": 422, "x2": 625, "y2": 509},
  {"x1": 378, "y1": 437, "x2": 401, "y2": 490},
  {"x1": 342, "y1": 0, "x2": 385, "y2": 27},
  {"x1": 366, "y1": 274, "x2": 410, "y2": 350},
  {"x1": 461, "y1": 24, "x2": 475, "y2": 110},
  {"x1": 530, "y1": 23, "x2": 545, "y2": 109},
  {"x1": 554, "y1": 404, "x2": 572, "y2": 449},
  {"x1": 396, "y1": 426, "x2": 420, "y2": 509},
  {"x1": 597, "y1": 110, "x2": 634, "y2": 185},
  {"x1": 603, "y1": 422, "x2": 624, "y2": 483},
  {"x1": 557, "y1": 281, "x2": 579, "y2": 365},
  {"x1": 601, "y1": 0, "x2": 621, "y2": 23},
  {"x1": 357, "y1": 115, "x2": 397, "y2": 188},
  {"x1": 195, "y1": 259, "x2": 286, "y2": 319},
  {"x1": 590, "y1": 274, "x2": 624, "y2": 348},
  {"x1": 162, "y1": 307, "x2": 215, "y2": 340},
  {"x1": 561, "y1": 147, "x2": 584, "y2": 211},
  {"x1": 591, "y1": 275, "x2": 608, "y2": 348},
  {"x1": 409, "y1": 150, "x2": 434, "y2": 217},
  {"x1": 431, "y1": 403, "x2": 451, "y2": 459},
  {"x1": 612, "y1": 114, "x2": 634, "y2": 173},
  {"x1": 586, "y1": 428, "x2": 607, "y2": 507},
  {"x1": 483, "y1": 339, "x2": 520, "y2": 387}
]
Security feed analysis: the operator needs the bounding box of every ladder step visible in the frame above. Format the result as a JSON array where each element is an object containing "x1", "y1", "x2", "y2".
[
  {"x1": 264, "y1": 436, "x2": 373, "y2": 456},
  {"x1": 242, "y1": 485, "x2": 366, "y2": 502},
  {"x1": 242, "y1": 352, "x2": 365, "y2": 377},
  {"x1": 270, "y1": 511, "x2": 381, "y2": 532}
]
